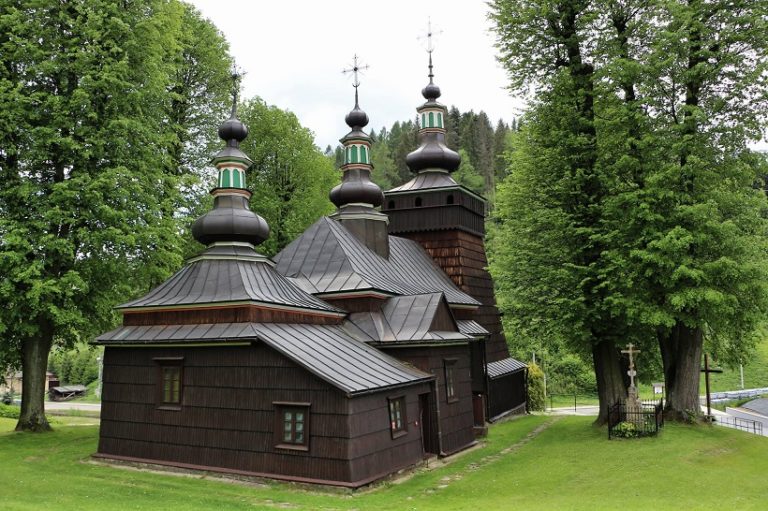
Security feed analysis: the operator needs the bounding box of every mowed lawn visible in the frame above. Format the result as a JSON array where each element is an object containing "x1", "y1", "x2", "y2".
[{"x1": 0, "y1": 415, "x2": 766, "y2": 511}]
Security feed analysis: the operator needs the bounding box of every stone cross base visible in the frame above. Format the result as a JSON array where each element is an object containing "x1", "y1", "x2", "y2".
[{"x1": 626, "y1": 386, "x2": 644, "y2": 427}]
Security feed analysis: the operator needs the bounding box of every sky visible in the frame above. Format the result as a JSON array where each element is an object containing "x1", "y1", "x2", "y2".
[{"x1": 187, "y1": 0, "x2": 523, "y2": 150}]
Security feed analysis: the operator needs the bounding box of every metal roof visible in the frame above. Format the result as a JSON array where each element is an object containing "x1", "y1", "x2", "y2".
[
  {"x1": 456, "y1": 320, "x2": 490, "y2": 337},
  {"x1": 487, "y1": 357, "x2": 527, "y2": 379},
  {"x1": 118, "y1": 257, "x2": 342, "y2": 314},
  {"x1": 94, "y1": 322, "x2": 432, "y2": 395},
  {"x1": 387, "y1": 171, "x2": 459, "y2": 193},
  {"x1": 344, "y1": 293, "x2": 470, "y2": 344},
  {"x1": 273, "y1": 217, "x2": 479, "y2": 306}
]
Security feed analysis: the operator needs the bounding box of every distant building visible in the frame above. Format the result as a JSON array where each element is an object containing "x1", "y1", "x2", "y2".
[{"x1": 93, "y1": 56, "x2": 525, "y2": 487}]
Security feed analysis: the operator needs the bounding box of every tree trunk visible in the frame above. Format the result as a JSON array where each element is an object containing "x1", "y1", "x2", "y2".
[
  {"x1": 592, "y1": 340, "x2": 626, "y2": 426},
  {"x1": 660, "y1": 322, "x2": 702, "y2": 421},
  {"x1": 15, "y1": 321, "x2": 54, "y2": 432}
]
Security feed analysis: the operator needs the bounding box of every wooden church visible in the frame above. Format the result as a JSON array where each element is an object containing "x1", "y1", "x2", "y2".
[{"x1": 93, "y1": 56, "x2": 526, "y2": 488}]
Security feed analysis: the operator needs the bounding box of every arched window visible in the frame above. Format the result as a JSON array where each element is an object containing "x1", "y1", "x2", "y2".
[
  {"x1": 388, "y1": 200, "x2": 395, "y2": 209},
  {"x1": 428, "y1": 112, "x2": 435, "y2": 127},
  {"x1": 415, "y1": 197, "x2": 422, "y2": 207},
  {"x1": 437, "y1": 113, "x2": 443, "y2": 128},
  {"x1": 221, "y1": 169, "x2": 231, "y2": 188},
  {"x1": 360, "y1": 146, "x2": 368, "y2": 164},
  {"x1": 446, "y1": 194, "x2": 454, "y2": 205},
  {"x1": 350, "y1": 145, "x2": 359, "y2": 163},
  {"x1": 421, "y1": 113, "x2": 426, "y2": 127},
  {"x1": 232, "y1": 170, "x2": 241, "y2": 188}
]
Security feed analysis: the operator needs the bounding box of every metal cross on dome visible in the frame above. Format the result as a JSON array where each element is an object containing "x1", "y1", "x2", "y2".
[
  {"x1": 229, "y1": 66, "x2": 246, "y2": 117},
  {"x1": 342, "y1": 54, "x2": 369, "y2": 89},
  {"x1": 622, "y1": 343, "x2": 641, "y2": 388},
  {"x1": 418, "y1": 17, "x2": 443, "y2": 54}
]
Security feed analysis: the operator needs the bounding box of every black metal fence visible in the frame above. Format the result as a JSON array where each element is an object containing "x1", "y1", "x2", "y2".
[
  {"x1": 607, "y1": 399, "x2": 664, "y2": 439},
  {"x1": 714, "y1": 415, "x2": 764, "y2": 435}
]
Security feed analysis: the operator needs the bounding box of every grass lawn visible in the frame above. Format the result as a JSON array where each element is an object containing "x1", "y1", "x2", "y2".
[
  {"x1": 703, "y1": 339, "x2": 768, "y2": 392},
  {"x1": 1, "y1": 415, "x2": 766, "y2": 510}
]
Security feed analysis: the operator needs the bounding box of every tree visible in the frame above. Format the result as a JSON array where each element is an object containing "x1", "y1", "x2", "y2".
[
  {"x1": 490, "y1": 0, "x2": 768, "y2": 422},
  {"x1": 453, "y1": 149, "x2": 485, "y2": 194},
  {"x1": 490, "y1": 0, "x2": 627, "y2": 424},
  {"x1": 0, "y1": 0, "x2": 232, "y2": 431},
  {"x1": 602, "y1": 0, "x2": 768, "y2": 419},
  {"x1": 235, "y1": 98, "x2": 338, "y2": 256}
]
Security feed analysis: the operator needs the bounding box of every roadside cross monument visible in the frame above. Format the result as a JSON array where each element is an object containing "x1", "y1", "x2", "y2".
[{"x1": 622, "y1": 343, "x2": 643, "y2": 424}]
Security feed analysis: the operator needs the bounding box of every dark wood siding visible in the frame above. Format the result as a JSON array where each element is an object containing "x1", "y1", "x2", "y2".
[
  {"x1": 98, "y1": 344, "x2": 425, "y2": 486},
  {"x1": 381, "y1": 345, "x2": 475, "y2": 455},
  {"x1": 488, "y1": 370, "x2": 527, "y2": 420},
  {"x1": 394, "y1": 230, "x2": 511, "y2": 364},
  {"x1": 122, "y1": 306, "x2": 341, "y2": 326}
]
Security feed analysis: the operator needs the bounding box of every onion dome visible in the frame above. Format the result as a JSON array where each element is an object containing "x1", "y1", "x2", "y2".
[
  {"x1": 405, "y1": 53, "x2": 461, "y2": 173},
  {"x1": 329, "y1": 88, "x2": 384, "y2": 209},
  {"x1": 192, "y1": 96, "x2": 269, "y2": 247}
]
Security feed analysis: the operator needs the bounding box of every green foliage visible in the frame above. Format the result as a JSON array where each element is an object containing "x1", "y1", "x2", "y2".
[
  {"x1": 235, "y1": 98, "x2": 338, "y2": 256},
  {"x1": 453, "y1": 149, "x2": 485, "y2": 194},
  {"x1": 548, "y1": 354, "x2": 597, "y2": 395},
  {"x1": 612, "y1": 421, "x2": 639, "y2": 439},
  {"x1": 0, "y1": 404, "x2": 19, "y2": 420},
  {"x1": 0, "y1": 0, "x2": 233, "y2": 428},
  {"x1": 527, "y1": 362, "x2": 546, "y2": 411},
  {"x1": 489, "y1": 0, "x2": 768, "y2": 417},
  {"x1": 48, "y1": 345, "x2": 101, "y2": 386}
]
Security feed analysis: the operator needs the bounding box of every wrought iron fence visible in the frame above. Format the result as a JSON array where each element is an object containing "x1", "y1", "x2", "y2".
[
  {"x1": 607, "y1": 399, "x2": 664, "y2": 439},
  {"x1": 714, "y1": 415, "x2": 764, "y2": 435}
]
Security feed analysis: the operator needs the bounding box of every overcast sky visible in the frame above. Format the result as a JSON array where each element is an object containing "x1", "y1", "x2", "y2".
[{"x1": 188, "y1": 0, "x2": 523, "y2": 149}]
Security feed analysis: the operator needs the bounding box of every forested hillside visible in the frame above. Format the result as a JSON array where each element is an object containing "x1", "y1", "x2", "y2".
[{"x1": 327, "y1": 108, "x2": 517, "y2": 198}]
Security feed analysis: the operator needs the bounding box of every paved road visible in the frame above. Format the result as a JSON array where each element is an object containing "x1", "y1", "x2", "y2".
[{"x1": 44, "y1": 401, "x2": 101, "y2": 412}]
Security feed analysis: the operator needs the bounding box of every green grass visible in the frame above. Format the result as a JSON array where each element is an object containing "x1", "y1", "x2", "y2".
[{"x1": 1, "y1": 414, "x2": 767, "y2": 510}]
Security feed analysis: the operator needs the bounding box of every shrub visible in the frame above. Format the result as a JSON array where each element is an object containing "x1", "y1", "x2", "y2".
[
  {"x1": 0, "y1": 403, "x2": 20, "y2": 419},
  {"x1": 613, "y1": 421, "x2": 639, "y2": 438},
  {"x1": 548, "y1": 354, "x2": 596, "y2": 395},
  {"x1": 527, "y1": 362, "x2": 546, "y2": 411}
]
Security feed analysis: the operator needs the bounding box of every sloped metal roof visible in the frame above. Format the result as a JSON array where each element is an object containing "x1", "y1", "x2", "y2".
[
  {"x1": 94, "y1": 322, "x2": 432, "y2": 395},
  {"x1": 456, "y1": 320, "x2": 490, "y2": 337},
  {"x1": 274, "y1": 217, "x2": 479, "y2": 306},
  {"x1": 343, "y1": 293, "x2": 470, "y2": 344},
  {"x1": 118, "y1": 257, "x2": 342, "y2": 314},
  {"x1": 487, "y1": 357, "x2": 527, "y2": 379},
  {"x1": 387, "y1": 170, "x2": 459, "y2": 193}
]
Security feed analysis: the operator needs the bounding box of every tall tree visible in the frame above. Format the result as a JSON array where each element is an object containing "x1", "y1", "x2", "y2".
[
  {"x1": 490, "y1": 0, "x2": 627, "y2": 423},
  {"x1": 235, "y1": 98, "x2": 338, "y2": 256},
  {"x1": 0, "y1": 0, "x2": 232, "y2": 431},
  {"x1": 491, "y1": 0, "x2": 768, "y2": 422}
]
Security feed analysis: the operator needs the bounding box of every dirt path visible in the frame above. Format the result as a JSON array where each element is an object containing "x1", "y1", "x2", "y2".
[{"x1": 421, "y1": 416, "x2": 563, "y2": 494}]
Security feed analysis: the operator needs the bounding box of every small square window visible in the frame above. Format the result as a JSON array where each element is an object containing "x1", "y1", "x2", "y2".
[
  {"x1": 275, "y1": 403, "x2": 310, "y2": 450},
  {"x1": 154, "y1": 358, "x2": 183, "y2": 410},
  {"x1": 388, "y1": 396, "x2": 407, "y2": 438},
  {"x1": 444, "y1": 359, "x2": 458, "y2": 403}
]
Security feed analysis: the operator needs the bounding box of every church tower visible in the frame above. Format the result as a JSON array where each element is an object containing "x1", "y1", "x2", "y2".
[
  {"x1": 329, "y1": 56, "x2": 390, "y2": 258},
  {"x1": 382, "y1": 52, "x2": 511, "y2": 364}
]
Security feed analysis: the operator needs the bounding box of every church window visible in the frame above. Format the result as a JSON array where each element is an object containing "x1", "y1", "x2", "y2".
[
  {"x1": 221, "y1": 169, "x2": 231, "y2": 188},
  {"x1": 387, "y1": 200, "x2": 395, "y2": 209},
  {"x1": 446, "y1": 194, "x2": 454, "y2": 205},
  {"x1": 415, "y1": 197, "x2": 422, "y2": 207},
  {"x1": 350, "y1": 145, "x2": 359, "y2": 163},
  {"x1": 388, "y1": 396, "x2": 407, "y2": 437},
  {"x1": 428, "y1": 111, "x2": 435, "y2": 127},
  {"x1": 155, "y1": 358, "x2": 183, "y2": 410},
  {"x1": 444, "y1": 359, "x2": 458, "y2": 403},
  {"x1": 275, "y1": 403, "x2": 310, "y2": 450}
]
